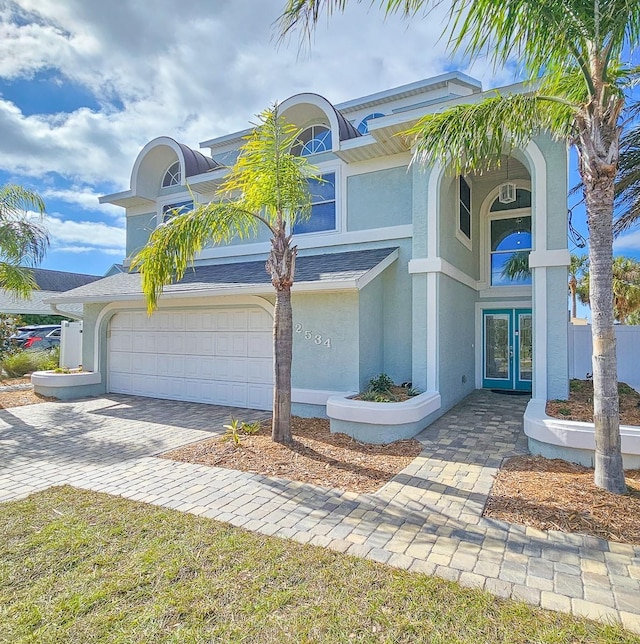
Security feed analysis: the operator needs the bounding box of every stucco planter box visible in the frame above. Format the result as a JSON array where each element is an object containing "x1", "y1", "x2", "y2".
[
  {"x1": 31, "y1": 370, "x2": 102, "y2": 400},
  {"x1": 524, "y1": 398, "x2": 640, "y2": 468},
  {"x1": 326, "y1": 391, "x2": 441, "y2": 444}
]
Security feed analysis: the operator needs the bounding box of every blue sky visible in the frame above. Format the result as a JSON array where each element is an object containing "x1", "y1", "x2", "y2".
[{"x1": 0, "y1": 0, "x2": 638, "y2": 281}]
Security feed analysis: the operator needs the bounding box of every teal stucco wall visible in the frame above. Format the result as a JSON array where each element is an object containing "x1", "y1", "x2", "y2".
[{"x1": 347, "y1": 166, "x2": 411, "y2": 231}]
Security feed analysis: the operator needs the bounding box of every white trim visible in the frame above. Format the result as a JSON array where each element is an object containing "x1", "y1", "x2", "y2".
[
  {"x1": 326, "y1": 390, "x2": 441, "y2": 425},
  {"x1": 279, "y1": 94, "x2": 342, "y2": 153},
  {"x1": 524, "y1": 398, "x2": 640, "y2": 455},
  {"x1": 408, "y1": 257, "x2": 477, "y2": 291},
  {"x1": 526, "y1": 141, "x2": 547, "y2": 253},
  {"x1": 195, "y1": 224, "x2": 412, "y2": 261},
  {"x1": 292, "y1": 388, "x2": 355, "y2": 406},
  {"x1": 356, "y1": 248, "x2": 399, "y2": 289},
  {"x1": 533, "y1": 267, "x2": 548, "y2": 399},
  {"x1": 426, "y1": 162, "x2": 442, "y2": 259},
  {"x1": 342, "y1": 153, "x2": 411, "y2": 176},
  {"x1": 31, "y1": 370, "x2": 101, "y2": 387},
  {"x1": 426, "y1": 272, "x2": 438, "y2": 391},
  {"x1": 528, "y1": 248, "x2": 571, "y2": 268}
]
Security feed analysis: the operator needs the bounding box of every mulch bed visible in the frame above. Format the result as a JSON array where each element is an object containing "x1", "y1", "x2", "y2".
[
  {"x1": 162, "y1": 417, "x2": 422, "y2": 494},
  {"x1": 0, "y1": 377, "x2": 54, "y2": 408},
  {"x1": 485, "y1": 455, "x2": 640, "y2": 544},
  {"x1": 546, "y1": 379, "x2": 640, "y2": 425}
]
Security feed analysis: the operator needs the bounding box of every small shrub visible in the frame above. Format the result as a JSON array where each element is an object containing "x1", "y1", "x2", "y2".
[
  {"x1": 368, "y1": 373, "x2": 394, "y2": 395},
  {"x1": 2, "y1": 350, "x2": 55, "y2": 378},
  {"x1": 360, "y1": 390, "x2": 395, "y2": 403},
  {"x1": 221, "y1": 418, "x2": 243, "y2": 446},
  {"x1": 558, "y1": 407, "x2": 572, "y2": 416},
  {"x1": 406, "y1": 387, "x2": 421, "y2": 397},
  {"x1": 241, "y1": 421, "x2": 261, "y2": 435},
  {"x1": 569, "y1": 379, "x2": 585, "y2": 392}
]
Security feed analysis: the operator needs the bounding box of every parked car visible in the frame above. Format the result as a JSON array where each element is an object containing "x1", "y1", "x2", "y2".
[{"x1": 10, "y1": 325, "x2": 61, "y2": 351}]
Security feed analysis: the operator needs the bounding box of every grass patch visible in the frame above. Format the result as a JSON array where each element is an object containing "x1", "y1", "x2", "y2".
[{"x1": 1, "y1": 487, "x2": 638, "y2": 643}]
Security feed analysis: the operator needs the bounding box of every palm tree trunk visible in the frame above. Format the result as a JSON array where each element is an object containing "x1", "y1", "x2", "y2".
[
  {"x1": 272, "y1": 287, "x2": 293, "y2": 443},
  {"x1": 266, "y1": 217, "x2": 295, "y2": 444},
  {"x1": 583, "y1": 163, "x2": 626, "y2": 493},
  {"x1": 569, "y1": 278, "x2": 577, "y2": 319}
]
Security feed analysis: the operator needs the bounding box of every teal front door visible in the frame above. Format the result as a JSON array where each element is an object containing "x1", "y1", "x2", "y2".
[{"x1": 482, "y1": 309, "x2": 532, "y2": 391}]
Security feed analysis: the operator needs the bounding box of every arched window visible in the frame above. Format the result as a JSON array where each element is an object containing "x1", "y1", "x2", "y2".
[
  {"x1": 490, "y1": 188, "x2": 531, "y2": 212},
  {"x1": 291, "y1": 125, "x2": 332, "y2": 156},
  {"x1": 357, "y1": 113, "x2": 385, "y2": 135},
  {"x1": 490, "y1": 215, "x2": 532, "y2": 286},
  {"x1": 162, "y1": 161, "x2": 181, "y2": 187}
]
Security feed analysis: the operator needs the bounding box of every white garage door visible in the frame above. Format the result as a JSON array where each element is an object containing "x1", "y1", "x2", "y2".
[{"x1": 108, "y1": 307, "x2": 273, "y2": 410}]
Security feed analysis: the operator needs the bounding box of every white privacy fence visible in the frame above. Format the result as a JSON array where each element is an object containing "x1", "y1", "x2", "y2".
[
  {"x1": 568, "y1": 323, "x2": 640, "y2": 392},
  {"x1": 60, "y1": 320, "x2": 83, "y2": 369}
]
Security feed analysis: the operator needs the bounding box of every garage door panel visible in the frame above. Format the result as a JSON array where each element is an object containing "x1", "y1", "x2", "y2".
[
  {"x1": 109, "y1": 307, "x2": 273, "y2": 410},
  {"x1": 248, "y1": 332, "x2": 272, "y2": 358}
]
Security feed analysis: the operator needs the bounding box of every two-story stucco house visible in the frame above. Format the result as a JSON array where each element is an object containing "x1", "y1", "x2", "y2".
[{"x1": 48, "y1": 73, "x2": 570, "y2": 441}]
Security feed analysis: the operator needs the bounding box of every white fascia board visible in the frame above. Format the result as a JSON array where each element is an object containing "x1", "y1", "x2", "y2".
[
  {"x1": 45, "y1": 279, "x2": 366, "y2": 305},
  {"x1": 355, "y1": 248, "x2": 399, "y2": 289},
  {"x1": 199, "y1": 128, "x2": 252, "y2": 151},
  {"x1": 367, "y1": 81, "x2": 532, "y2": 135},
  {"x1": 335, "y1": 72, "x2": 482, "y2": 113}
]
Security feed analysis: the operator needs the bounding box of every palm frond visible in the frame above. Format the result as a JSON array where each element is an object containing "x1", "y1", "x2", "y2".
[
  {"x1": 131, "y1": 203, "x2": 259, "y2": 312},
  {"x1": 614, "y1": 123, "x2": 640, "y2": 235},
  {"x1": 0, "y1": 263, "x2": 37, "y2": 299},
  {"x1": 407, "y1": 91, "x2": 575, "y2": 175}
]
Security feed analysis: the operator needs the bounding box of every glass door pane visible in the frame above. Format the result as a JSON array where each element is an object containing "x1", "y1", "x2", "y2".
[
  {"x1": 484, "y1": 313, "x2": 510, "y2": 381},
  {"x1": 518, "y1": 313, "x2": 532, "y2": 383}
]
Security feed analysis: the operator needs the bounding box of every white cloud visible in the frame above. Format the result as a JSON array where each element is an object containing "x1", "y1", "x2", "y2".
[
  {"x1": 614, "y1": 231, "x2": 640, "y2": 253},
  {"x1": 41, "y1": 187, "x2": 122, "y2": 218},
  {"x1": 0, "y1": 0, "x2": 508, "y2": 191},
  {"x1": 54, "y1": 246, "x2": 123, "y2": 256},
  {"x1": 44, "y1": 214, "x2": 125, "y2": 249}
]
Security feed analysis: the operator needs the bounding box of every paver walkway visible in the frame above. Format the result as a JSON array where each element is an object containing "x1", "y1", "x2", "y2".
[{"x1": 0, "y1": 391, "x2": 639, "y2": 633}]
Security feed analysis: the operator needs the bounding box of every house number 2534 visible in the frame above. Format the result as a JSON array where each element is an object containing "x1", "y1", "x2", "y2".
[{"x1": 295, "y1": 323, "x2": 332, "y2": 349}]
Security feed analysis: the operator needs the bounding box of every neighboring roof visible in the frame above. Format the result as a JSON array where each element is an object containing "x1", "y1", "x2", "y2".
[
  {"x1": 31, "y1": 268, "x2": 102, "y2": 292},
  {"x1": 104, "y1": 263, "x2": 125, "y2": 277},
  {"x1": 48, "y1": 247, "x2": 399, "y2": 304}
]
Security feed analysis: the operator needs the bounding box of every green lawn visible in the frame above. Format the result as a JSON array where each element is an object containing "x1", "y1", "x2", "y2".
[{"x1": 0, "y1": 487, "x2": 637, "y2": 643}]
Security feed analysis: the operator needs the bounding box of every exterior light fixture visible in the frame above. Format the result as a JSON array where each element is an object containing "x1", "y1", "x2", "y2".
[{"x1": 498, "y1": 156, "x2": 516, "y2": 204}]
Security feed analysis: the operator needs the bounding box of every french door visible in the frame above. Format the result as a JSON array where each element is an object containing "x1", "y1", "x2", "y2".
[{"x1": 482, "y1": 309, "x2": 532, "y2": 391}]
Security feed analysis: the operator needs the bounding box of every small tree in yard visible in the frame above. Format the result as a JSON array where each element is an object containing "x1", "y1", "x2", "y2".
[
  {"x1": 132, "y1": 105, "x2": 319, "y2": 444},
  {"x1": 279, "y1": 0, "x2": 640, "y2": 494}
]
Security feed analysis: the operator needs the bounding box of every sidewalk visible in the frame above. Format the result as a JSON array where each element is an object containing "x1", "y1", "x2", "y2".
[{"x1": 0, "y1": 391, "x2": 638, "y2": 633}]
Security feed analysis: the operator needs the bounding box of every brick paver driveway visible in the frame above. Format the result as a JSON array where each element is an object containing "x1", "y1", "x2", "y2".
[{"x1": 0, "y1": 391, "x2": 638, "y2": 633}]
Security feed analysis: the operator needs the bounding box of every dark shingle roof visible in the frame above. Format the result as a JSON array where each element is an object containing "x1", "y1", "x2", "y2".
[
  {"x1": 49, "y1": 247, "x2": 398, "y2": 303},
  {"x1": 31, "y1": 268, "x2": 102, "y2": 292}
]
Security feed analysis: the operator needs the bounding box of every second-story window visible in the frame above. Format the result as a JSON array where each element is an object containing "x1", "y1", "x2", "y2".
[
  {"x1": 293, "y1": 172, "x2": 336, "y2": 235},
  {"x1": 457, "y1": 175, "x2": 472, "y2": 248},
  {"x1": 162, "y1": 200, "x2": 193, "y2": 223},
  {"x1": 291, "y1": 125, "x2": 332, "y2": 157}
]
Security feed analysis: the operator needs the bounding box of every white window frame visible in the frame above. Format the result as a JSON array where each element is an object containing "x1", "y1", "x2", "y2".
[
  {"x1": 456, "y1": 175, "x2": 472, "y2": 250},
  {"x1": 156, "y1": 193, "x2": 198, "y2": 227},
  {"x1": 293, "y1": 162, "x2": 342, "y2": 238}
]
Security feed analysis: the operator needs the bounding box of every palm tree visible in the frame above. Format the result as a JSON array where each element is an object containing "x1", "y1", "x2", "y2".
[
  {"x1": 569, "y1": 254, "x2": 589, "y2": 320},
  {"x1": 579, "y1": 256, "x2": 640, "y2": 324},
  {"x1": 131, "y1": 105, "x2": 319, "y2": 444},
  {"x1": 278, "y1": 0, "x2": 640, "y2": 493},
  {"x1": 0, "y1": 184, "x2": 48, "y2": 297}
]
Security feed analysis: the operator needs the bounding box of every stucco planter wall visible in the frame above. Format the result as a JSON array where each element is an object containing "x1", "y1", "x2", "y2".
[
  {"x1": 524, "y1": 398, "x2": 640, "y2": 468},
  {"x1": 326, "y1": 391, "x2": 441, "y2": 444},
  {"x1": 31, "y1": 370, "x2": 103, "y2": 401}
]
